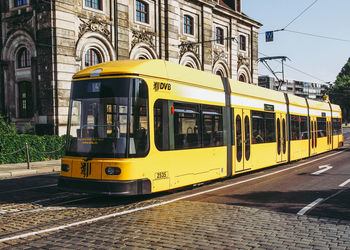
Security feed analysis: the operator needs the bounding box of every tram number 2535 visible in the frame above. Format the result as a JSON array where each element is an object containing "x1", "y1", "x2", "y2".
[{"x1": 155, "y1": 171, "x2": 168, "y2": 180}]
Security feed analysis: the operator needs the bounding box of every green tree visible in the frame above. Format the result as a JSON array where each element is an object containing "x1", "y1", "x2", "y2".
[
  {"x1": 326, "y1": 58, "x2": 350, "y2": 123},
  {"x1": 0, "y1": 116, "x2": 16, "y2": 136}
]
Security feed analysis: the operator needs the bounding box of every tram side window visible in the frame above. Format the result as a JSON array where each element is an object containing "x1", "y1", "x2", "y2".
[
  {"x1": 300, "y1": 116, "x2": 308, "y2": 139},
  {"x1": 332, "y1": 118, "x2": 342, "y2": 135},
  {"x1": 291, "y1": 115, "x2": 308, "y2": 140},
  {"x1": 202, "y1": 105, "x2": 224, "y2": 147},
  {"x1": 291, "y1": 115, "x2": 300, "y2": 140},
  {"x1": 154, "y1": 100, "x2": 170, "y2": 150},
  {"x1": 252, "y1": 111, "x2": 276, "y2": 144},
  {"x1": 317, "y1": 117, "x2": 327, "y2": 138},
  {"x1": 174, "y1": 103, "x2": 201, "y2": 149},
  {"x1": 154, "y1": 100, "x2": 224, "y2": 150}
]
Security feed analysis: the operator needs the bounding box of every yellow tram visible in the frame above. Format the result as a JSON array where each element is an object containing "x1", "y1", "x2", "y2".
[{"x1": 58, "y1": 60, "x2": 344, "y2": 195}]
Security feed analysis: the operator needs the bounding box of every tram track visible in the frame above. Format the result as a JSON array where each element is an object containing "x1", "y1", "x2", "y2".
[
  {"x1": 0, "y1": 192, "x2": 164, "y2": 244},
  {"x1": 0, "y1": 193, "x2": 91, "y2": 216}
]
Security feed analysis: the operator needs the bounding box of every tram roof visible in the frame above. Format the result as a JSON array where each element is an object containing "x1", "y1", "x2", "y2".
[
  {"x1": 307, "y1": 98, "x2": 332, "y2": 111},
  {"x1": 287, "y1": 94, "x2": 307, "y2": 108},
  {"x1": 228, "y1": 79, "x2": 286, "y2": 104},
  {"x1": 73, "y1": 59, "x2": 224, "y2": 91},
  {"x1": 73, "y1": 60, "x2": 339, "y2": 110}
]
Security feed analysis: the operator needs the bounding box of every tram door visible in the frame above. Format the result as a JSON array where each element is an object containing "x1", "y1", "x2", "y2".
[
  {"x1": 234, "y1": 108, "x2": 252, "y2": 172},
  {"x1": 276, "y1": 113, "x2": 288, "y2": 163},
  {"x1": 326, "y1": 118, "x2": 332, "y2": 150},
  {"x1": 309, "y1": 117, "x2": 317, "y2": 155}
]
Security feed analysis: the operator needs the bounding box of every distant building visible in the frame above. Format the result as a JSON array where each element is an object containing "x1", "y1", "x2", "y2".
[
  {"x1": 258, "y1": 76, "x2": 329, "y2": 100},
  {"x1": 0, "y1": 0, "x2": 261, "y2": 135},
  {"x1": 258, "y1": 75, "x2": 274, "y2": 89}
]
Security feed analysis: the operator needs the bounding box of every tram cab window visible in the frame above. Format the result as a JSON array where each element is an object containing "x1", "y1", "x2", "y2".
[
  {"x1": 154, "y1": 100, "x2": 170, "y2": 150},
  {"x1": 317, "y1": 117, "x2": 327, "y2": 138},
  {"x1": 66, "y1": 78, "x2": 149, "y2": 158},
  {"x1": 251, "y1": 111, "x2": 276, "y2": 144}
]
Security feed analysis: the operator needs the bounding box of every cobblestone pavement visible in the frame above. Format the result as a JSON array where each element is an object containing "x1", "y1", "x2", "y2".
[{"x1": 2, "y1": 200, "x2": 350, "y2": 249}]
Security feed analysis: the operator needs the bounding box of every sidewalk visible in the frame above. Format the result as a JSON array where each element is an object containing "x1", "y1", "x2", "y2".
[{"x1": 0, "y1": 159, "x2": 61, "y2": 179}]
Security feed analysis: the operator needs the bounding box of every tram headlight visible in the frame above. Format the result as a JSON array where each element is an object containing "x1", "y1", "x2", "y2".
[
  {"x1": 105, "y1": 167, "x2": 121, "y2": 175},
  {"x1": 61, "y1": 164, "x2": 70, "y2": 172}
]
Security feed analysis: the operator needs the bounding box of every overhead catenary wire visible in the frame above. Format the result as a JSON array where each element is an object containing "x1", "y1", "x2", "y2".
[
  {"x1": 257, "y1": 0, "x2": 350, "y2": 44},
  {"x1": 283, "y1": 29, "x2": 350, "y2": 43},
  {"x1": 258, "y1": 51, "x2": 328, "y2": 83},
  {"x1": 282, "y1": 0, "x2": 319, "y2": 30}
]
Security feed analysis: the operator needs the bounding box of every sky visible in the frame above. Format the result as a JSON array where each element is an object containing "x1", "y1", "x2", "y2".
[{"x1": 243, "y1": 0, "x2": 350, "y2": 84}]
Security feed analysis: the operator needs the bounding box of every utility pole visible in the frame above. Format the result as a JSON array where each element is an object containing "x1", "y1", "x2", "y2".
[{"x1": 258, "y1": 56, "x2": 289, "y2": 90}]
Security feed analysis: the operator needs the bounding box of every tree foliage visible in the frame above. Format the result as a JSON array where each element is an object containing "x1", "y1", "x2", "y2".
[
  {"x1": 0, "y1": 116, "x2": 68, "y2": 164},
  {"x1": 326, "y1": 57, "x2": 350, "y2": 123},
  {"x1": 0, "y1": 116, "x2": 16, "y2": 136},
  {"x1": 335, "y1": 57, "x2": 350, "y2": 87}
]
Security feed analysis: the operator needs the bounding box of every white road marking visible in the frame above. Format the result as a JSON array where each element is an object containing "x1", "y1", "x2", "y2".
[
  {"x1": 311, "y1": 164, "x2": 333, "y2": 175},
  {"x1": 0, "y1": 184, "x2": 57, "y2": 194},
  {"x1": 339, "y1": 178, "x2": 350, "y2": 187},
  {"x1": 297, "y1": 198, "x2": 324, "y2": 215},
  {"x1": 0, "y1": 150, "x2": 345, "y2": 243}
]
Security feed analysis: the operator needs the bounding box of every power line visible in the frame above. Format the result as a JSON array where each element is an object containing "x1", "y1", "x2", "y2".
[
  {"x1": 284, "y1": 29, "x2": 350, "y2": 43},
  {"x1": 258, "y1": 52, "x2": 328, "y2": 83},
  {"x1": 283, "y1": 0, "x2": 319, "y2": 30},
  {"x1": 256, "y1": 0, "x2": 350, "y2": 44}
]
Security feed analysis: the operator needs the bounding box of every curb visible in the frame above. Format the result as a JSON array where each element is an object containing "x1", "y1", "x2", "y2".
[
  {"x1": 0, "y1": 167, "x2": 60, "y2": 179},
  {"x1": 11, "y1": 169, "x2": 37, "y2": 177},
  {"x1": 0, "y1": 173, "x2": 11, "y2": 178},
  {"x1": 35, "y1": 166, "x2": 61, "y2": 173}
]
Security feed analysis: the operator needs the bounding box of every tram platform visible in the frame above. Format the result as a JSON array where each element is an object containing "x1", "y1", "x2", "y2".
[{"x1": 0, "y1": 159, "x2": 60, "y2": 179}]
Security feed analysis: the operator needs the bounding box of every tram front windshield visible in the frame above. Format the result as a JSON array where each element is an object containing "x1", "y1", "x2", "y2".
[{"x1": 66, "y1": 77, "x2": 149, "y2": 158}]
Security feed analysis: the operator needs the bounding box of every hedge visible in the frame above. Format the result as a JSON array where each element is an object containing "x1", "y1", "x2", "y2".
[{"x1": 0, "y1": 134, "x2": 67, "y2": 164}]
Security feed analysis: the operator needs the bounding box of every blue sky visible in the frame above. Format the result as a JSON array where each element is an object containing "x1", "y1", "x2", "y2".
[{"x1": 243, "y1": 0, "x2": 350, "y2": 84}]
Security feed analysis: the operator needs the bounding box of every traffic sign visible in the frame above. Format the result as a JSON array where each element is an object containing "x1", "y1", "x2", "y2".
[{"x1": 266, "y1": 31, "x2": 274, "y2": 42}]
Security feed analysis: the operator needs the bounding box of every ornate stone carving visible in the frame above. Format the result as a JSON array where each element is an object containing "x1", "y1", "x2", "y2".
[
  {"x1": 212, "y1": 49, "x2": 228, "y2": 65},
  {"x1": 179, "y1": 42, "x2": 200, "y2": 58},
  {"x1": 237, "y1": 53, "x2": 250, "y2": 69},
  {"x1": 6, "y1": 14, "x2": 32, "y2": 31},
  {"x1": 131, "y1": 30, "x2": 155, "y2": 49},
  {"x1": 79, "y1": 17, "x2": 111, "y2": 40}
]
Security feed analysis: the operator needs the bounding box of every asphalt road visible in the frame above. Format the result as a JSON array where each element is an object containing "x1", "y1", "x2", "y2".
[{"x1": 177, "y1": 127, "x2": 350, "y2": 220}]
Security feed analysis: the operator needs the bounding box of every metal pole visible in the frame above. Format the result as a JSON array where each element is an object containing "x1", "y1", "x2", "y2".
[
  {"x1": 282, "y1": 59, "x2": 285, "y2": 86},
  {"x1": 25, "y1": 143, "x2": 30, "y2": 169}
]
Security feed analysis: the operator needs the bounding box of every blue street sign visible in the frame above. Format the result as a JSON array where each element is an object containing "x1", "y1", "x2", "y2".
[{"x1": 266, "y1": 31, "x2": 274, "y2": 42}]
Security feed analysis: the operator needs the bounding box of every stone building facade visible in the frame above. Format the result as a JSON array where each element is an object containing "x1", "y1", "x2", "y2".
[{"x1": 0, "y1": 0, "x2": 261, "y2": 135}]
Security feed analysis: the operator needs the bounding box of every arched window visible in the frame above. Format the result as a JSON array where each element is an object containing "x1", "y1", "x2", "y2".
[
  {"x1": 216, "y1": 71, "x2": 223, "y2": 76},
  {"x1": 239, "y1": 74, "x2": 247, "y2": 83},
  {"x1": 14, "y1": 0, "x2": 28, "y2": 7},
  {"x1": 18, "y1": 81, "x2": 33, "y2": 118},
  {"x1": 184, "y1": 15, "x2": 194, "y2": 35},
  {"x1": 85, "y1": 48, "x2": 102, "y2": 67},
  {"x1": 85, "y1": 0, "x2": 102, "y2": 10},
  {"x1": 216, "y1": 27, "x2": 224, "y2": 45},
  {"x1": 136, "y1": 0, "x2": 149, "y2": 23},
  {"x1": 17, "y1": 47, "x2": 31, "y2": 68}
]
